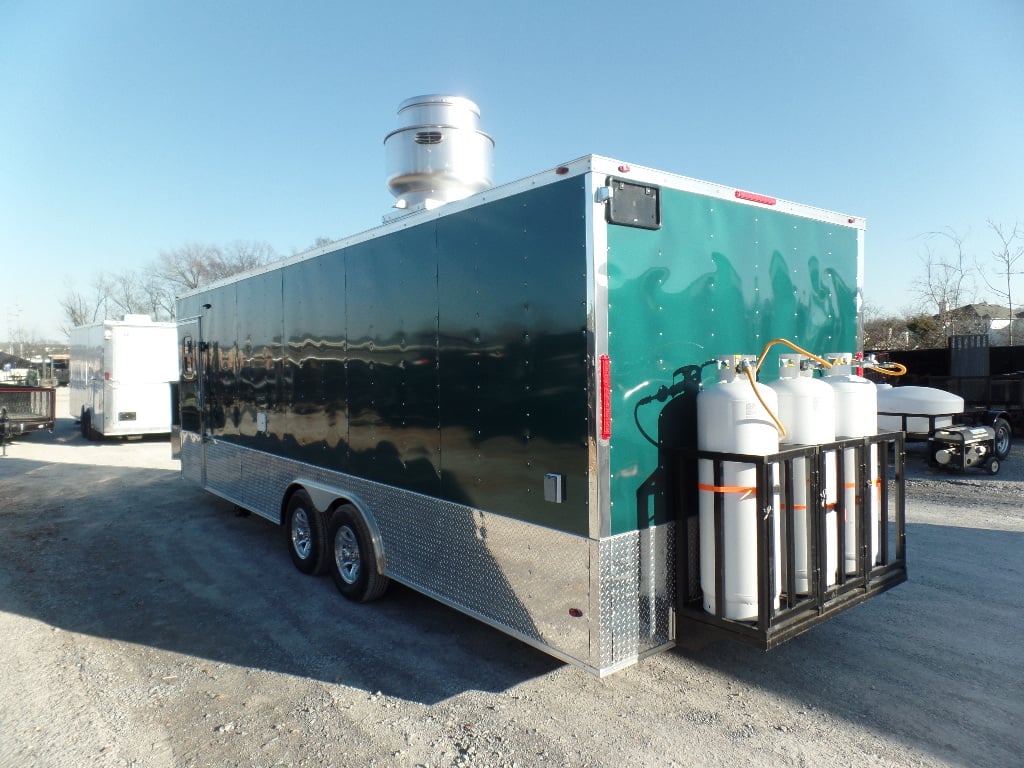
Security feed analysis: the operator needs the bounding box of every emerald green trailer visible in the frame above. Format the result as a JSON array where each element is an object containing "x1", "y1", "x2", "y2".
[{"x1": 176, "y1": 154, "x2": 905, "y2": 675}]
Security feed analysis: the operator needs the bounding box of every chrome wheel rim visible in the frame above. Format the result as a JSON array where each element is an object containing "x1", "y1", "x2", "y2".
[
  {"x1": 335, "y1": 525, "x2": 361, "y2": 584},
  {"x1": 291, "y1": 508, "x2": 312, "y2": 560},
  {"x1": 995, "y1": 426, "x2": 1010, "y2": 457}
]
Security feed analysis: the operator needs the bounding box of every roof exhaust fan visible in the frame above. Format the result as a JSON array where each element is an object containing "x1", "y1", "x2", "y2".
[{"x1": 384, "y1": 95, "x2": 494, "y2": 217}]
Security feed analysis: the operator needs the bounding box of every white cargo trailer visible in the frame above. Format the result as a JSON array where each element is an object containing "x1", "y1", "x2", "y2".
[{"x1": 70, "y1": 315, "x2": 179, "y2": 439}]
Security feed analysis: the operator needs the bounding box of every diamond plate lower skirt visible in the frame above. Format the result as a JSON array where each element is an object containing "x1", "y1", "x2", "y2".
[{"x1": 180, "y1": 433, "x2": 674, "y2": 674}]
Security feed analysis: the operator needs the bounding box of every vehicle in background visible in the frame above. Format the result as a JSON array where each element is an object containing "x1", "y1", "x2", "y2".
[
  {"x1": 51, "y1": 354, "x2": 70, "y2": 386},
  {"x1": 70, "y1": 315, "x2": 178, "y2": 440},
  {"x1": 871, "y1": 336, "x2": 1014, "y2": 461},
  {"x1": 0, "y1": 352, "x2": 59, "y2": 447},
  {"x1": 0, "y1": 386, "x2": 55, "y2": 448}
]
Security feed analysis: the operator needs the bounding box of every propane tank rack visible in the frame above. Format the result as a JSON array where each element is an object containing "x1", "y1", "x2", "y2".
[{"x1": 673, "y1": 432, "x2": 907, "y2": 649}]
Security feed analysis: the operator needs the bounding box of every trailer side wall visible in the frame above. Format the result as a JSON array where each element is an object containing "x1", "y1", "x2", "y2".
[{"x1": 181, "y1": 177, "x2": 592, "y2": 534}]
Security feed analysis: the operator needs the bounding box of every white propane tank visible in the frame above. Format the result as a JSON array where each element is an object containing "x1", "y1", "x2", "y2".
[
  {"x1": 825, "y1": 353, "x2": 880, "y2": 574},
  {"x1": 768, "y1": 355, "x2": 838, "y2": 594},
  {"x1": 698, "y1": 355, "x2": 781, "y2": 620},
  {"x1": 770, "y1": 355, "x2": 836, "y2": 444}
]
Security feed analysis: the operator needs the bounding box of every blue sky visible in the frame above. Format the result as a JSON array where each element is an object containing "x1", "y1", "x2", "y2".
[{"x1": 2, "y1": 0, "x2": 1022, "y2": 342}]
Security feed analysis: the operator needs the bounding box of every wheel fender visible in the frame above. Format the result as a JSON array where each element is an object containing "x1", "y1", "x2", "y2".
[
  {"x1": 291, "y1": 480, "x2": 387, "y2": 575},
  {"x1": 984, "y1": 409, "x2": 1011, "y2": 426}
]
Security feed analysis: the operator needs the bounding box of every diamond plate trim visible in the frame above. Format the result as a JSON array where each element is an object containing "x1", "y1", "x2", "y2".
[
  {"x1": 596, "y1": 524, "x2": 675, "y2": 672},
  {"x1": 182, "y1": 436, "x2": 674, "y2": 674}
]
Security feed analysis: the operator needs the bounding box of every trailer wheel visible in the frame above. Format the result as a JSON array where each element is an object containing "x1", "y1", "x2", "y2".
[
  {"x1": 328, "y1": 504, "x2": 389, "y2": 603},
  {"x1": 81, "y1": 409, "x2": 100, "y2": 441},
  {"x1": 992, "y1": 417, "x2": 1012, "y2": 460},
  {"x1": 285, "y1": 490, "x2": 326, "y2": 575}
]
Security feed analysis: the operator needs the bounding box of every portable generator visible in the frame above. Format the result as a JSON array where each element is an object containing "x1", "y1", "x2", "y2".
[{"x1": 929, "y1": 425, "x2": 1000, "y2": 475}]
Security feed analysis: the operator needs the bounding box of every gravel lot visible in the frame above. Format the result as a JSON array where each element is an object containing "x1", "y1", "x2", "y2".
[{"x1": 1, "y1": 388, "x2": 1021, "y2": 768}]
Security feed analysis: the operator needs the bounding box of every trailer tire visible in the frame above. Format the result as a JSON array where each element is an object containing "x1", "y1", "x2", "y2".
[
  {"x1": 81, "y1": 410, "x2": 100, "y2": 441},
  {"x1": 992, "y1": 417, "x2": 1012, "y2": 460},
  {"x1": 328, "y1": 504, "x2": 389, "y2": 603},
  {"x1": 285, "y1": 490, "x2": 327, "y2": 575}
]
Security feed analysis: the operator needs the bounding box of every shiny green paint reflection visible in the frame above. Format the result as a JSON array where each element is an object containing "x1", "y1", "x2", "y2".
[
  {"x1": 606, "y1": 189, "x2": 859, "y2": 534},
  {"x1": 179, "y1": 179, "x2": 591, "y2": 536}
]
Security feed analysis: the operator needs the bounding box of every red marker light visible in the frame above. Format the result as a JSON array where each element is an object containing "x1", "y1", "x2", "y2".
[
  {"x1": 618, "y1": 164, "x2": 631, "y2": 173},
  {"x1": 104, "y1": 372, "x2": 110, "y2": 381},
  {"x1": 569, "y1": 608, "x2": 583, "y2": 618},
  {"x1": 555, "y1": 166, "x2": 570, "y2": 175},
  {"x1": 735, "y1": 189, "x2": 777, "y2": 206},
  {"x1": 599, "y1": 354, "x2": 611, "y2": 440}
]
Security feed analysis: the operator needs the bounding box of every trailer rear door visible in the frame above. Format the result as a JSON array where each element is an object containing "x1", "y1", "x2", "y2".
[{"x1": 178, "y1": 318, "x2": 206, "y2": 483}]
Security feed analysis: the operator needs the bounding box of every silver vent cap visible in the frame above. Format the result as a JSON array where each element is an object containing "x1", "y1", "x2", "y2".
[{"x1": 384, "y1": 94, "x2": 494, "y2": 212}]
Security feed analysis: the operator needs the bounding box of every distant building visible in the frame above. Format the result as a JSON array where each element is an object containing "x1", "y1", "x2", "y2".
[
  {"x1": 942, "y1": 303, "x2": 1024, "y2": 345},
  {"x1": 0, "y1": 351, "x2": 34, "y2": 370}
]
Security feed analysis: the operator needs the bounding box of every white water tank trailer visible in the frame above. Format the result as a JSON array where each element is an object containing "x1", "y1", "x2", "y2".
[{"x1": 877, "y1": 384, "x2": 964, "y2": 435}]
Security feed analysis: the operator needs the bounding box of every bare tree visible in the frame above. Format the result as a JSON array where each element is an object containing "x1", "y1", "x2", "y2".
[
  {"x1": 106, "y1": 269, "x2": 150, "y2": 318},
  {"x1": 58, "y1": 276, "x2": 109, "y2": 334},
  {"x1": 156, "y1": 241, "x2": 279, "y2": 295},
  {"x1": 57, "y1": 292, "x2": 92, "y2": 333},
  {"x1": 912, "y1": 228, "x2": 977, "y2": 340},
  {"x1": 141, "y1": 270, "x2": 175, "y2": 321},
  {"x1": 863, "y1": 302, "x2": 913, "y2": 351},
  {"x1": 60, "y1": 240, "x2": 279, "y2": 332},
  {"x1": 156, "y1": 242, "x2": 221, "y2": 293},
  {"x1": 978, "y1": 220, "x2": 1024, "y2": 345},
  {"x1": 214, "y1": 240, "x2": 279, "y2": 278}
]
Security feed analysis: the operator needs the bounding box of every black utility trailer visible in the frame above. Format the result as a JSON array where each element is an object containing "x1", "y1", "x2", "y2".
[
  {"x1": 876, "y1": 407, "x2": 1012, "y2": 464},
  {"x1": 924, "y1": 375, "x2": 1019, "y2": 439},
  {"x1": 871, "y1": 335, "x2": 1016, "y2": 461}
]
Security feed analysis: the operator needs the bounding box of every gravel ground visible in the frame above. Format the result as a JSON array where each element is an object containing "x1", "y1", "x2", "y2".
[{"x1": 0, "y1": 388, "x2": 1021, "y2": 768}]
